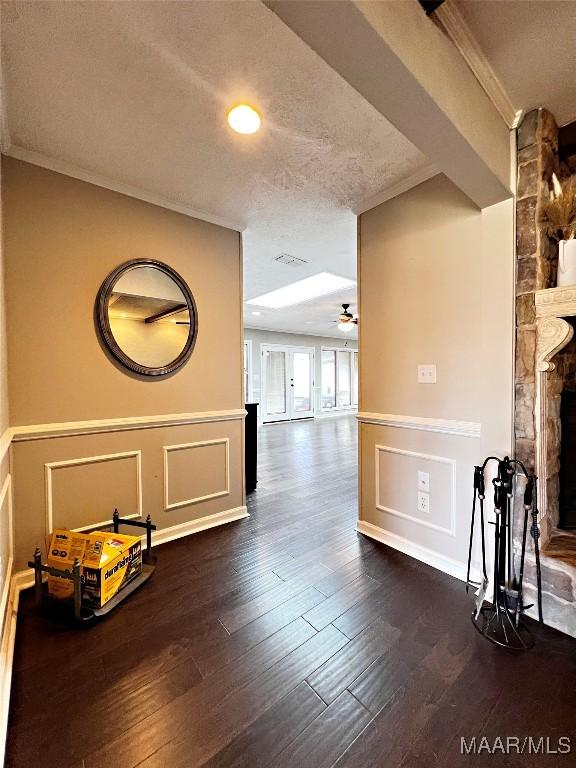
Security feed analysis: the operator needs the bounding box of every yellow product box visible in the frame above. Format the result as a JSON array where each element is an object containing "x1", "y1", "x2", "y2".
[
  {"x1": 47, "y1": 529, "x2": 90, "y2": 601},
  {"x1": 47, "y1": 528, "x2": 142, "y2": 609}
]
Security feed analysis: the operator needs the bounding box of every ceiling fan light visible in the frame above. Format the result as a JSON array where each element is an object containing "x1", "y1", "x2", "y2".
[{"x1": 338, "y1": 321, "x2": 355, "y2": 333}]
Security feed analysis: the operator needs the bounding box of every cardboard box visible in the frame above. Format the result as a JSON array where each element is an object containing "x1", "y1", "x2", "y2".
[{"x1": 47, "y1": 528, "x2": 142, "y2": 609}]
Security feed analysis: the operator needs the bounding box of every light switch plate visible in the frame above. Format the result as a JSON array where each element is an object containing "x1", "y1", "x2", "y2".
[
  {"x1": 417, "y1": 491, "x2": 430, "y2": 514},
  {"x1": 418, "y1": 471, "x2": 430, "y2": 492},
  {"x1": 417, "y1": 364, "x2": 437, "y2": 384}
]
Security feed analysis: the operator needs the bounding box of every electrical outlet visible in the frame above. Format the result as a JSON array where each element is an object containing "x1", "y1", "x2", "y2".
[
  {"x1": 417, "y1": 364, "x2": 437, "y2": 384},
  {"x1": 417, "y1": 491, "x2": 430, "y2": 514},
  {"x1": 418, "y1": 471, "x2": 430, "y2": 492}
]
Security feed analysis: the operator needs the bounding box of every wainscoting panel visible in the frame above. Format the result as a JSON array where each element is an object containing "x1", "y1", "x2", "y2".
[
  {"x1": 163, "y1": 438, "x2": 230, "y2": 511},
  {"x1": 11, "y1": 416, "x2": 245, "y2": 570},
  {"x1": 375, "y1": 444, "x2": 456, "y2": 537},
  {"x1": 45, "y1": 451, "x2": 142, "y2": 533}
]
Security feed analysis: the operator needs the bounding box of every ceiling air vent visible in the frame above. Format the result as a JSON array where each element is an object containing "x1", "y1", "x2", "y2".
[{"x1": 273, "y1": 253, "x2": 309, "y2": 267}]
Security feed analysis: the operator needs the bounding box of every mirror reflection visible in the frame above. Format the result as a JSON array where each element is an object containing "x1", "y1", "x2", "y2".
[{"x1": 97, "y1": 260, "x2": 197, "y2": 376}]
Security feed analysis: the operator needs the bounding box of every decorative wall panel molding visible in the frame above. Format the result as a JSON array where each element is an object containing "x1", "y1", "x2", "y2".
[
  {"x1": 44, "y1": 450, "x2": 142, "y2": 533},
  {"x1": 357, "y1": 411, "x2": 481, "y2": 438},
  {"x1": 11, "y1": 409, "x2": 246, "y2": 442},
  {"x1": 163, "y1": 438, "x2": 230, "y2": 511},
  {"x1": 375, "y1": 445, "x2": 456, "y2": 536}
]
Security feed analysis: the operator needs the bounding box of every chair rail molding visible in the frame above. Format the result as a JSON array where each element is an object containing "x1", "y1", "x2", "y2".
[
  {"x1": 10, "y1": 409, "x2": 247, "y2": 442},
  {"x1": 0, "y1": 428, "x2": 13, "y2": 465},
  {"x1": 357, "y1": 412, "x2": 481, "y2": 438}
]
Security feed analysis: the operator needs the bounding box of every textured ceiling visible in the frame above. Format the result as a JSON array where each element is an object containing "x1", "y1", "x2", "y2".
[
  {"x1": 245, "y1": 286, "x2": 358, "y2": 340},
  {"x1": 1, "y1": 0, "x2": 429, "y2": 336},
  {"x1": 457, "y1": 0, "x2": 576, "y2": 127}
]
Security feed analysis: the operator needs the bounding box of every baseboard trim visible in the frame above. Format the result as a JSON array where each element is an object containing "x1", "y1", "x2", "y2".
[
  {"x1": 151, "y1": 506, "x2": 249, "y2": 547},
  {"x1": 0, "y1": 568, "x2": 28, "y2": 765},
  {"x1": 0, "y1": 504, "x2": 248, "y2": 762},
  {"x1": 356, "y1": 519, "x2": 467, "y2": 582},
  {"x1": 357, "y1": 412, "x2": 481, "y2": 438},
  {"x1": 315, "y1": 409, "x2": 358, "y2": 420}
]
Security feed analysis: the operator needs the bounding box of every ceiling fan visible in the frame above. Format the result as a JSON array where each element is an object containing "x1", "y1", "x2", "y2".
[{"x1": 334, "y1": 303, "x2": 358, "y2": 333}]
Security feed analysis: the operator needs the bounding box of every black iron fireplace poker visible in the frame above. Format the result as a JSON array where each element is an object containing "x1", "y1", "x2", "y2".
[{"x1": 466, "y1": 456, "x2": 543, "y2": 650}]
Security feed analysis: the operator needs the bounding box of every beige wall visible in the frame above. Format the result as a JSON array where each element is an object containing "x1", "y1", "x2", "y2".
[
  {"x1": 2, "y1": 158, "x2": 245, "y2": 568},
  {"x1": 359, "y1": 174, "x2": 514, "y2": 576}
]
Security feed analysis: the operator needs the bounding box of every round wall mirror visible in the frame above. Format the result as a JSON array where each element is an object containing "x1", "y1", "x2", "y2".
[{"x1": 96, "y1": 259, "x2": 198, "y2": 377}]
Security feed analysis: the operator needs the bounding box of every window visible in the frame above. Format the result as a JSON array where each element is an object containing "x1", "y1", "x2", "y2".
[
  {"x1": 265, "y1": 350, "x2": 287, "y2": 415},
  {"x1": 337, "y1": 350, "x2": 351, "y2": 407},
  {"x1": 322, "y1": 348, "x2": 358, "y2": 411},
  {"x1": 321, "y1": 350, "x2": 337, "y2": 410}
]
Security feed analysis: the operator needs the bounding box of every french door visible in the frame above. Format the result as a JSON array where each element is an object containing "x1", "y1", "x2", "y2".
[{"x1": 261, "y1": 345, "x2": 315, "y2": 423}]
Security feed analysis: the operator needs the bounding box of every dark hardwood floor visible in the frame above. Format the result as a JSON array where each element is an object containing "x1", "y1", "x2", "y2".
[{"x1": 7, "y1": 415, "x2": 576, "y2": 767}]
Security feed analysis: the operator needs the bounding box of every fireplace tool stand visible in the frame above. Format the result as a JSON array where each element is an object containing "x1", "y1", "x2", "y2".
[{"x1": 466, "y1": 456, "x2": 543, "y2": 651}]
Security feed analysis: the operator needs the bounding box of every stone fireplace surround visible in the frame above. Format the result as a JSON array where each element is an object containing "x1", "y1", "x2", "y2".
[{"x1": 515, "y1": 109, "x2": 576, "y2": 636}]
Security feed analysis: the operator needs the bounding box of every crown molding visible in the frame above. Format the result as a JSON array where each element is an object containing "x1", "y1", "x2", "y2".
[
  {"x1": 352, "y1": 163, "x2": 439, "y2": 215},
  {"x1": 434, "y1": 0, "x2": 522, "y2": 129},
  {"x1": 2, "y1": 145, "x2": 246, "y2": 232}
]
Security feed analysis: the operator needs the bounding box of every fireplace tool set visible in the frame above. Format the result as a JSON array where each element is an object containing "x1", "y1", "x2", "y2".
[{"x1": 466, "y1": 456, "x2": 543, "y2": 650}]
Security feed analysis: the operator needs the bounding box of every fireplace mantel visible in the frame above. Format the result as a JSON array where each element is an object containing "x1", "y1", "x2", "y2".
[
  {"x1": 536, "y1": 285, "x2": 576, "y2": 319},
  {"x1": 533, "y1": 285, "x2": 576, "y2": 539},
  {"x1": 535, "y1": 287, "x2": 576, "y2": 373}
]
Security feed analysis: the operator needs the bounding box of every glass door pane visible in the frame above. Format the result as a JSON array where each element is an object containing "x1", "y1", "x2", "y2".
[
  {"x1": 322, "y1": 350, "x2": 336, "y2": 410},
  {"x1": 292, "y1": 352, "x2": 312, "y2": 413},
  {"x1": 243, "y1": 341, "x2": 250, "y2": 402},
  {"x1": 337, "y1": 350, "x2": 351, "y2": 407},
  {"x1": 265, "y1": 350, "x2": 287, "y2": 416}
]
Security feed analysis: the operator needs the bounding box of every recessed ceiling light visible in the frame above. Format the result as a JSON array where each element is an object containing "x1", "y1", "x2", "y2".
[
  {"x1": 247, "y1": 272, "x2": 356, "y2": 309},
  {"x1": 227, "y1": 104, "x2": 261, "y2": 135},
  {"x1": 251, "y1": 311, "x2": 262, "y2": 316}
]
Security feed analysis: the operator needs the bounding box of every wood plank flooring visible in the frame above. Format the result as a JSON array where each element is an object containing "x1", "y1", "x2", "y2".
[{"x1": 6, "y1": 415, "x2": 576, "y2": 767}]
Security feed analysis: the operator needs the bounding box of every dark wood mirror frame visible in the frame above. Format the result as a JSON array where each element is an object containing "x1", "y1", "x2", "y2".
[{"x1": 96, "y1": 258, "x2": 198, "y2": 377}]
